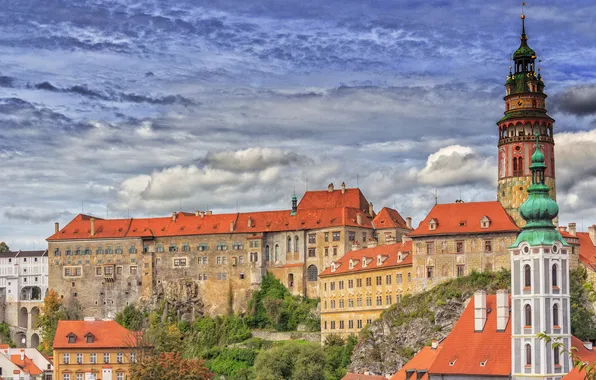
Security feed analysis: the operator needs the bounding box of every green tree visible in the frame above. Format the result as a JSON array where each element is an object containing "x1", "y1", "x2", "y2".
[
  {"x1": 116, "y1": 304, "x2": 145, "y2": 331},
  {"x1": 0, "y1": 242, "x2": 9, "y2": 252},
  {"x1": 254, "y1": 342, "x2": 326, "y2": 380},
  {"x1": 570, "y1": 268, "x2": 596, "y2": 341},
  {"x1": 35, "y1": 289, "x2": 66, "y2": 354}
]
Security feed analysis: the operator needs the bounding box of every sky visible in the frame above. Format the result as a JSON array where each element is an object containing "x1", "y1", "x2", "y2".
[{"x1": 1, "y1": 0, "x2": 596, "y2": 250}]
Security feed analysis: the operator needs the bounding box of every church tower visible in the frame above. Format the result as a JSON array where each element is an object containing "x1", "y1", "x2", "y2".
[
  {"x1": 510, "y1": 134, "x2": 571, "y2": 379},
  {"x1": 497, "y1": 13, "x2": 556, "y2": 227}
]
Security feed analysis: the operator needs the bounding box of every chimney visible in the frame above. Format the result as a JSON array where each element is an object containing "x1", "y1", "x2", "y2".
[
  {"x1": 589, "y1": 225, "x2": 596, "y2": 245},
  {"x1": 230, "y1": 221, "x2": 235, "y2": 232},
  {"x1": 351, "y1": 242, "x2": 361, "y2": 251},
  {"x1": 368, "y1": 202, "x2": 374, "y2": 216},
  {"x1": 431, "y1": 339, "x2": 439, "y2": 349},
  {"x1": 583, "y1": 341, "x2": 593, "y2": 351},
  {"x1": 568, "y1": 222, "x2": 577, "y2": 237},
  {"x1": 55, "y1": 222, "x2": 59, "y2": 234},
  {"x1": 328, "y1": 183, "x2": 334, "y2": 192},
  {"x1": 402, "y1": 234, "x2": 412, "y2": 244},
  {"x1": 200, "y1": 211, "x2": 205, "y2": 218},
  {"x1": 12, "y1": 369, "x2": 19, "y2": 380},
  {"x1": 474, "y1": 290, "x2": 487, "y2": 332},
  {"x1": 171, "y1": 212, "x2": 177, "y2": 222},
  {"x1": 356, "y1": 213, "x2": 362, "y2": 226},
  {"x1": 558, "y1": 226, "x2": 567, "y2": 233},
  {"x1": 406, "y1": 217, "x2": 412, "y2": 229},
  {"x1": 90, "y1": 218, "x2": 96, "y2": 237},
  {"x1": 367, "y1": 240, "x2": 378, "y2": 249},
  {"x1": 248, "y1": 217, "x2": 253, "y2": 228},
  {"x1": 206, "y1": 211, "x2": 213, "y2": 216},
  {"x1": 496, "y1": 289, "x2": 509, "y2": 331},
  {"x1": 20, "y1": 349, "x2": 24, "y2": 361},
  {"x1": 195, "y1": 210, "x2": 200, "y2": 216},
  {"x1": 341, "y1": 182, "x2": 346, "y2": 194}
]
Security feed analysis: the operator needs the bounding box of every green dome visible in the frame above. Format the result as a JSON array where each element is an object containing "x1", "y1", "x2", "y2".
[
  {"x1": 513, "y1": 43, "x2": 535, "y2": 59},
  {"x1": 519, "y1": 184, "x2": 559, "y2": 226},
  {"x1": 530, "y1": 142, "x2": 546, "y2": 170}
]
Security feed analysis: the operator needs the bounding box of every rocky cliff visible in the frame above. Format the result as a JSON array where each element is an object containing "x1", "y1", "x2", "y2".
[{"x1": 349, "y1": 270, "x2": 510, "y2": 376}]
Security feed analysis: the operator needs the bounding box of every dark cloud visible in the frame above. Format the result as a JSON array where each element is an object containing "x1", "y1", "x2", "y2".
[
  {"x1": 4, "y1": 207, "x2": 73, "y2": 223},
  {"x1": 0, "y1": 76, "x2": 14, "y2": 87},
  {"x1": 552, "y1": 85, "x2": 596, "y2": 116}
]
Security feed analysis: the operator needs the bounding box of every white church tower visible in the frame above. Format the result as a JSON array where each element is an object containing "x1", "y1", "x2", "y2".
[{"x1": 510, "y1": 134, "x2": 571, "y2": 378}]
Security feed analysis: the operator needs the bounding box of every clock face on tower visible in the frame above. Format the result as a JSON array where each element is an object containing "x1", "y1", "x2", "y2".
[{"x1": 517, "y1": 100, "x2": 524, "y2": 107}]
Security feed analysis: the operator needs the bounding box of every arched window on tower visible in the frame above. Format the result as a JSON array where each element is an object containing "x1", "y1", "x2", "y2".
[
  {"x1": 514, "y1": 157, "x2": 524, "y2": 176},
  {"x1": 287, "y1": 236, "x2": 291, "y2": 253},
  {"x1": 274, "y1": 244, "x2": 280, "y2": 262},
  {"x1": 294, "y1": 235, "x2": 299, "y2": 253},
  {"x1": 525, "y1": 344, "x2": 532, "y2": 366},
  {"x1": 552, "y1": 264, "x2": 558, "y2": 288},
  {"x1": 307, "y1": 265, "x2": 318, "y2": 282},
  {"x1": 513, "y1": 158, "x2": 518, "y2": 176},
  {"x1": 553, "y1": 304, "x2": 559, "y2": 327},
  {"x1": 265, "y1": 245, "x2": 270, "y2": 261},
  {"x1": 525, "y1": 304, "x2": 532, "y2": 327},
  {"x1": 524, "y1": 264, "x2": 531, "y2": 288}
]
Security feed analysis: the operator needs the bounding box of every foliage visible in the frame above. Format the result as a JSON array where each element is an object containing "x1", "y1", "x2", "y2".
[
  {"x1": 0, "y1": 242, "x2": 8, "y2": 252},
  {"x1": 0, "y1": 322, "x2": 15, "y2": 347},
  {"x1": 538, "y1": 333, "x2": 596, "y2": 379},
  {"x1": 570, "y1": 268, "x2": 596, "y2": 341},
  {"x1": 323, "y1": 335, "x2": 357, "y2": 380},
  {"x1": 184, "y1": 314, "x2": 252, "y2": 358},
  {"x1": 246, "y1": 273, "x2": 319, "y2": 331},
  {"x1": 116, "y1": 304, "x2": 145, "y2": 331},
  {"x1": 36, "y1": 289, "x2": 67, "y2": 354},
  {"x1": 129, "y1": 351, "x2": 213, "y2": 380},
  {"x1": 204, "y1": 347, "x2": 257, "y2": 379},
  {"x1": 145, "y1": 321, "x2": 184, "y2": 354},
  {"x1": 254, "y1": 341, "x2": 326, "y2": 380}
]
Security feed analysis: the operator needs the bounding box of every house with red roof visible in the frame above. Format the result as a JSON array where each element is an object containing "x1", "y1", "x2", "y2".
[
  {"x1": 0, "y1": 344, "x2": 53, "y2": 380},
  {"x1": 409, "y1": 201, "x2": 519, "y2": 293}
]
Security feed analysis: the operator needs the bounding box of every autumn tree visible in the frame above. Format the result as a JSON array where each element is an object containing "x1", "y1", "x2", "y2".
[
  {"x1": 35, "y1": 289, "x2": 66, "y2": 353},
  {"x1": 0, "y1": 242, "x2": 9, "y2": 252},
  {"x1": 129, "y1": 352, "x2": 213, "y2": 380}
]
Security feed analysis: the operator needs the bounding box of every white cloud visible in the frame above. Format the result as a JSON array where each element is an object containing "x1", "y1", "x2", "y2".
[{"x1": 417, "y1": 145, "x2": 494, "y2": 187}]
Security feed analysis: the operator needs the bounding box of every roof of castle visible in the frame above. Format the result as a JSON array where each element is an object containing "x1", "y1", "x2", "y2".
[
  {"x1": 576, "y1": 232, "x2": 596, "y2": 271},
  {"x1": 298, "y1": 187, "x2": 371, "y2": 215},
  {"x1": 319, "y1": 241, "x2": 412, "y2": 277},
  {"x1": 409, "y1": 201, "x2": 519, "y2": 237},
  {"x1": 373, "y1": 207, "x2": 410, "y2": 230}
]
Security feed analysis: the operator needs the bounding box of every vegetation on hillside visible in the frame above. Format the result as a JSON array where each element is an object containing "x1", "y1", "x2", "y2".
[
  {"x1": 570, "y1": 267, "x2": 596, "y2": 341},
  {"x1": 0, "y1": 322, "x2": 15, "y2": 347},
  {"x1": 35, "y1": 289, "x2": 82, "y2": 354},
  {"x1": 130, "y1": 352, "x2": 213, "y2": 380}
]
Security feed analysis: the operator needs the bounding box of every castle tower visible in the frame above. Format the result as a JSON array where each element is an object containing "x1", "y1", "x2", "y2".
[
  {"x1": 497, "y1": 13, "x2": 556, "y2": 227},
  {"x1": 510, "y1": 134, "x2": 571, "y2": 379}
]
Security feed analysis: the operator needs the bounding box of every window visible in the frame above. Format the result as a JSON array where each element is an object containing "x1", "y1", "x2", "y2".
[
  {"x1": 117, "y1": 373, "x2": 124, "y2": 380},
  {"x1": 484, "y1": 240, "x2": 492, "y2": 252},
  {"x1": 524, "y1": 264, "x2": 531, "y2": 288},
  {"x1": 386, "y1": 275, "x2": 392, "y2": 285},
  {"x1": 553, "y1": 304, "x2": 559, "y2": 327},
  {"x1": 356, "y1": 297, "x2": 362, "y2": 307},
  {"x1": 129, "y1": 245, "x2": 137, "y2": 254},
  {"x1": 365, "y1": 277, "x2": 372, "y2": 286},
  {"x1": 173, "y1": 258, "x2": 187, "y2": 267},
  {"x1": 130, "y1": 266, "x2": 137, "y2": 275},
  {"x1": 54, "y1": 248, "x2": 61, "y2": 256},
  {"x1": 115, "y1": 246, "x2": 123, "y2": 254},
  {"x1": 330, "y1": 300, "x2": 335, "y2": 309},
  {"x1": 332, "y1": 232, "x2": 340, "y2": 241},
  {"x1": 198, "y1": 243, "x2": 209, "y2": 251},
  {"x1": 525, "y1": 304, "x2": 532, "y2": 327},
  {"x1": 86, "y1": 334, "x2": 94, "y2": 343},
  {"x1": 348, "y1": 232, "x2": 355, "y2": 241},
  {"x1": 168, "y1": 244, "x2": 178, "y2": 252},
  {"x1": 307, "y1": 265, "x2": 318, "y2": 281},
  {"x1": 514, "y1": 156, "x2": 524, "y2": 176},
  {"x1": 265, "y1": 245, "x2": 270, "y2": 261},
  {"x1": 366, "y1": 297, "x2": 372, "y2": 306},
  {"x1": 349, "y1": 320, "x2": 354, "y2": 329},
  {"x1": 63, "y1": 374, "x2": 70, "y2": 380},
  {"x1": 238, "y1": 255, "x2": 244, "y2": 264},
  {"x1": 63, "y1": 353, "x2": 70, "y2": 364},
  {"x1": 308, "y1": 248, "x2": 316, "y2": 257},
  {"x1": 90, "y1": 353, "x2": 96, "y2": 364},
  {"x1": 357, "y1": 320, "x2": 363, "y2": 328},
  {"x1": 376, "y1": 296, "x2": 382, "y2": 306},
  {"x1": 156, "y1": 244, "x2": 164, "y2": 253},
  {"x1": 324, "y1": 232, "x2": 329, "y2": 242},
  {"x1": 456, "y1": 241, "x2": 464, "y2": 253},
  {"x1": 333, "y1": 247, "x2": 338, "y2": 256},
  {"x1": 408, "y1": 273, "x2": 411, "y2": 282},
  {"x1": 130, "y1": 352, "x2": 137, "y2": 363},
  {"x1": 339, "y1": 320, "x2": 345, "y2": 329},
  {"x1": 339, "y1": 299, "x2": 344, "y2": 308},
  {"x1": 104, "y1": 352, "x2": 110, "y2": 363},
  {"x1": 426, "y1": 242, "x2": 434, "y2": 255},
  {"x1": 331, "y1": 321, "x2": 336, "y2": 330},
  {"x1": 554, "y1": 346, "x2": 560, "y2": 366},
  {"x1": 216, "y1": 243, "x2": 228, "y2": 251},
  {"x1": 348, "y1": 279, "x2": 353, "y2": 288},
  {"x1": 376, "y1": 276, "x2": 382, "y2": 286},
  {"x1": 117, "y1": 352, "x2": 123, "y2": 363},
  {"x1": 274, "y1": 244, "x2": 280, "y2": 261},
  {"x1": 294, "y1": 236, "x2": 299, "y2": 252},
  {"x1": 552, "y1": 264, "x2": 558, "y2": 287},
  {"x1": 330, "y1": 282, "x2": 335, "y2": 291},
  {"x1": 217, "y1": 273, "x2": 227, "y2": 280},
  {"x1": 396, "y1": 273, "x2": 403, "y2": 284},
  {"x1": 76, "y1": 353, "x2": 83, "y2": 364},
  {"x1": 386, "y1": 295, "x2": 392, "y2": 305},
  {"x1": 233, "y1": 242, "x2": 243, "y2": 250},
  {"x1": 66, "y1": 249, "x2": 72, "y2": 256},
  {"x1": 324, "y1": 247, "x2": 329, "y2": 256},
  {"x1": 308, "y1": 234, "x2": 316, "y2": 244},
  {"x1": 339, "y1": 281, "x2": 344, "y2": 290},
  {"x1": 356, "y1": 278, "x2": 362, "y2": 287},
  {"x1": 182, "y1": 243, "x2": 190, "y2": 252},
  {"x1": 348, "y1": 299, "x2": 354, "y2": 308},
  {"x1": 525, "y1": 344, "x2": 532, "y2": 366},
  {"x1": 287, "y1": 237, "x2": 292, "y2": 252},
  {"x1": 455, "y1": 265, "x2": 464, "y2": 277},
  {"x1": 427, "y1": 266, "x2": 434, "y2": 279},
  {"x1": 116, "y1": 266, "x2": 123, "y2": 275},
  {"x1": 362, "y1": 232, "x2": 367, "y2": 242}
]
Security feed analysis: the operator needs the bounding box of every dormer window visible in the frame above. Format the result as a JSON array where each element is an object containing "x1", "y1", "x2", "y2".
[
  {"x1": 377, "y1": 255, "x2": 388, "y2": 266},
  {"x1": 480, "y1": 216, "x2": 491, "y2": 229},
  {"x1": 331, "y1": 262, "x2": 337, "y2": 272},
  {"x1": 67, "y1": 333, "x2": 77, "y2": 344},
  {"x1": 85, "y1": 333, "x2": 95, "y2": 343},
  {"x1": 429, "y1": 218, "x2": 438, "y2": 231},
  {"x1": 362, "y1": 257, "x2": 368, "y2": 268},
  {"x1": 349, "y1": 259, "x2": 354, "y2": 269}
]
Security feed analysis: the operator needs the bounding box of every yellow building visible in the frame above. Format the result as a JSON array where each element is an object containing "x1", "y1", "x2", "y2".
[
  {"x1": 53, "y1": 319, "x2": 139, "y2": 380},
  {"x1": 319, "y1": 241, "x2": 413, "y2": 341}
]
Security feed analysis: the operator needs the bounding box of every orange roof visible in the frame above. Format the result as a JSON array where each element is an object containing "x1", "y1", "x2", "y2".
[
  {"x1": 319, "y1": 241, "x2": 412, "y2": 277},
  {"x1": 563, "y1": 337, "x2": 596, "y2": 379},
  {"x1": 47, "y1": 207, "x2": 373, "y2": 241},
  {"x1": 576, "y1": 232, "x2": 596, "y2": 271},
  {"x1": 53, "y1": 320, "x2": 139, "y2": 349},
  {"x1": 391, "y1": 344, "x2": 442, "y2": 380},
  {"x1": 10, "y1": 354, "x2": 42, "y2": 375},
  {"x1": 373, "y1": 207, "x2": 410, "y2": 230},
  {"x1": 342, "y1": 374, "x2": 387, "y2": 380},
  {"x1": 298, "y1": 187, "x2": 370, "y2": 215},
  {"x1": 409, "y1": 201, "x2": 518, "y2": 237},
  {"x1": 429, "y1": 295, "x2": 511, "y2": 376}
]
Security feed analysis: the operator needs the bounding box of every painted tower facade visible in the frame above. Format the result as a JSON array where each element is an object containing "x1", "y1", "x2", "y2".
[
  {"x1": 497, "y1": 15, "x2": 556, "y2": 227},
  {"x1": 510, "y1": 134, "x2": 571, "y2": 379}
]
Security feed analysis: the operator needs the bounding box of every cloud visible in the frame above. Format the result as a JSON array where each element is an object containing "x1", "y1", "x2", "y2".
[
  {"x1": 204, "y1": 148, "x2": 311, "y2": 172},
  {"x1": 0, "y1": 76, "x2": 14, "y2": 88},
  {"x1": 4, "y1": 207, "x2": 73, "y2": 223},
  {"x1": 552, "y1": 85, "x2": 596, "y2": 116}
]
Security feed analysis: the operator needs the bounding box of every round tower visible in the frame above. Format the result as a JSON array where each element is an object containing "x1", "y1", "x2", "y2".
[{"x1": 497, "y1": 14, "x2": 556, "y2": 227}]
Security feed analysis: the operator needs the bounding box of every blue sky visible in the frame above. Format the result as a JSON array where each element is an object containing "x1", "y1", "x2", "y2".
[{"x1": 1, "y1": 0, "x2": 596, "y2": 249}]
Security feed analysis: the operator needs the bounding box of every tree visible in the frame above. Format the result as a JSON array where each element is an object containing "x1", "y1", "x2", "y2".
[
  {"x1": 129, "y1": 352, "x2": 213, "y2": 380},
  {"x1": 254, "y1": 341, "x2": 326, "y2": 380},
  {"x1": 116, "y1": 304, "x2": 145, "y2": 331},
  {"x1": 35, "y1": 289, "x2": 66, "y2": 353},
  {"x1": 0, "y1": 242, "x2": 9, "y2": 252}
]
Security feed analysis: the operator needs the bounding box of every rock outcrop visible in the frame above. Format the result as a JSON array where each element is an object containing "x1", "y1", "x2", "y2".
[{"x1": 141, "y1": 279, "x2": 205, "y2": 322}]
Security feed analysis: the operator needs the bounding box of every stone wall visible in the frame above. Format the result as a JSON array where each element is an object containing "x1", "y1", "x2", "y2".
[{"x1": 251, "y1": 330, "x2": 321, "y2": 342}]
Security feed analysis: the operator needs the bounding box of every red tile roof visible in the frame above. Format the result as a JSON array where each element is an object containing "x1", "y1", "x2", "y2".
[
  {"x1": 409, "y1": 201, "x2": 519, "y2": 237},
  {"x1": 298, "y1": 187, "x2": 370, "y2": 215},
  {"x1": 575, "y1": 232, "x2": 596, "y2": 271},
  {"x1": 563, "y1": 337, "x2": 596, "y2": 379},
  {"x1": 391, "y1": 344, "x2": 442, "y2": 380},
  {"x1": 319, "y1": 241, "x2": 412, "y2": 277},
  {"x1": 10, "y1": 354, "x2": 42, "y2": 375},
  {"x1": 429, "y1": 295, "x2": 511, "y2": 376},
  {"x1": 342, "y1": 374, "x2": 387, "y2": 380},
  {"x1": 47, "y1": 207, "x2": 373, "y2": 241},
  {"x1": 53, "y1": 320, "x2": 139, "y2": 349},
  {"x1": 373, "y1": 207, "x2": 410, "y2": 230}
]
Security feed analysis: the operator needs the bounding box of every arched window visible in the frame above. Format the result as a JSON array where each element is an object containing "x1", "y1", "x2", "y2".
[
  {"x1": 307, "y1": 265, "x2": 318, "y2": 282},
  {"x1": 287, "y1": 236, "x2": 292, "y2": 253},
  {"x1": 525, "y1": 304, "x2": 532, "y2": 327},
  {"x1": 524, "y1": 264, "x2": 531, "y2": 288},
  {"x1": 517, "y1": 157, "x2": 524, "y2": 176},
  {"x1": 553, "y1": 304, "x2": 559, "y2": 327},
  {"x1": 274, "y1": 244, "x2": 280, "y2": 262},
  {"x1": 288, "y1": 273, "x2": 294, "y2": 287},
  {"x1": 552, "y1": 264, "x2": 558, "y2": 288},
  {"x1": 525, "y1": 344, "x2": 532, "y2": 365},
  {"x1": 294, "y1": 236, "x2": 299, "y2": 253},
  {"x1": 513, "y1": 157, "x2": 518, "y2": 175},
  {"x1": 265, "y1": 245, "x2": 270, "y2": 262},
  {"x1": 554, "y1": 346, "x2": 560, "y2": 366}
]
